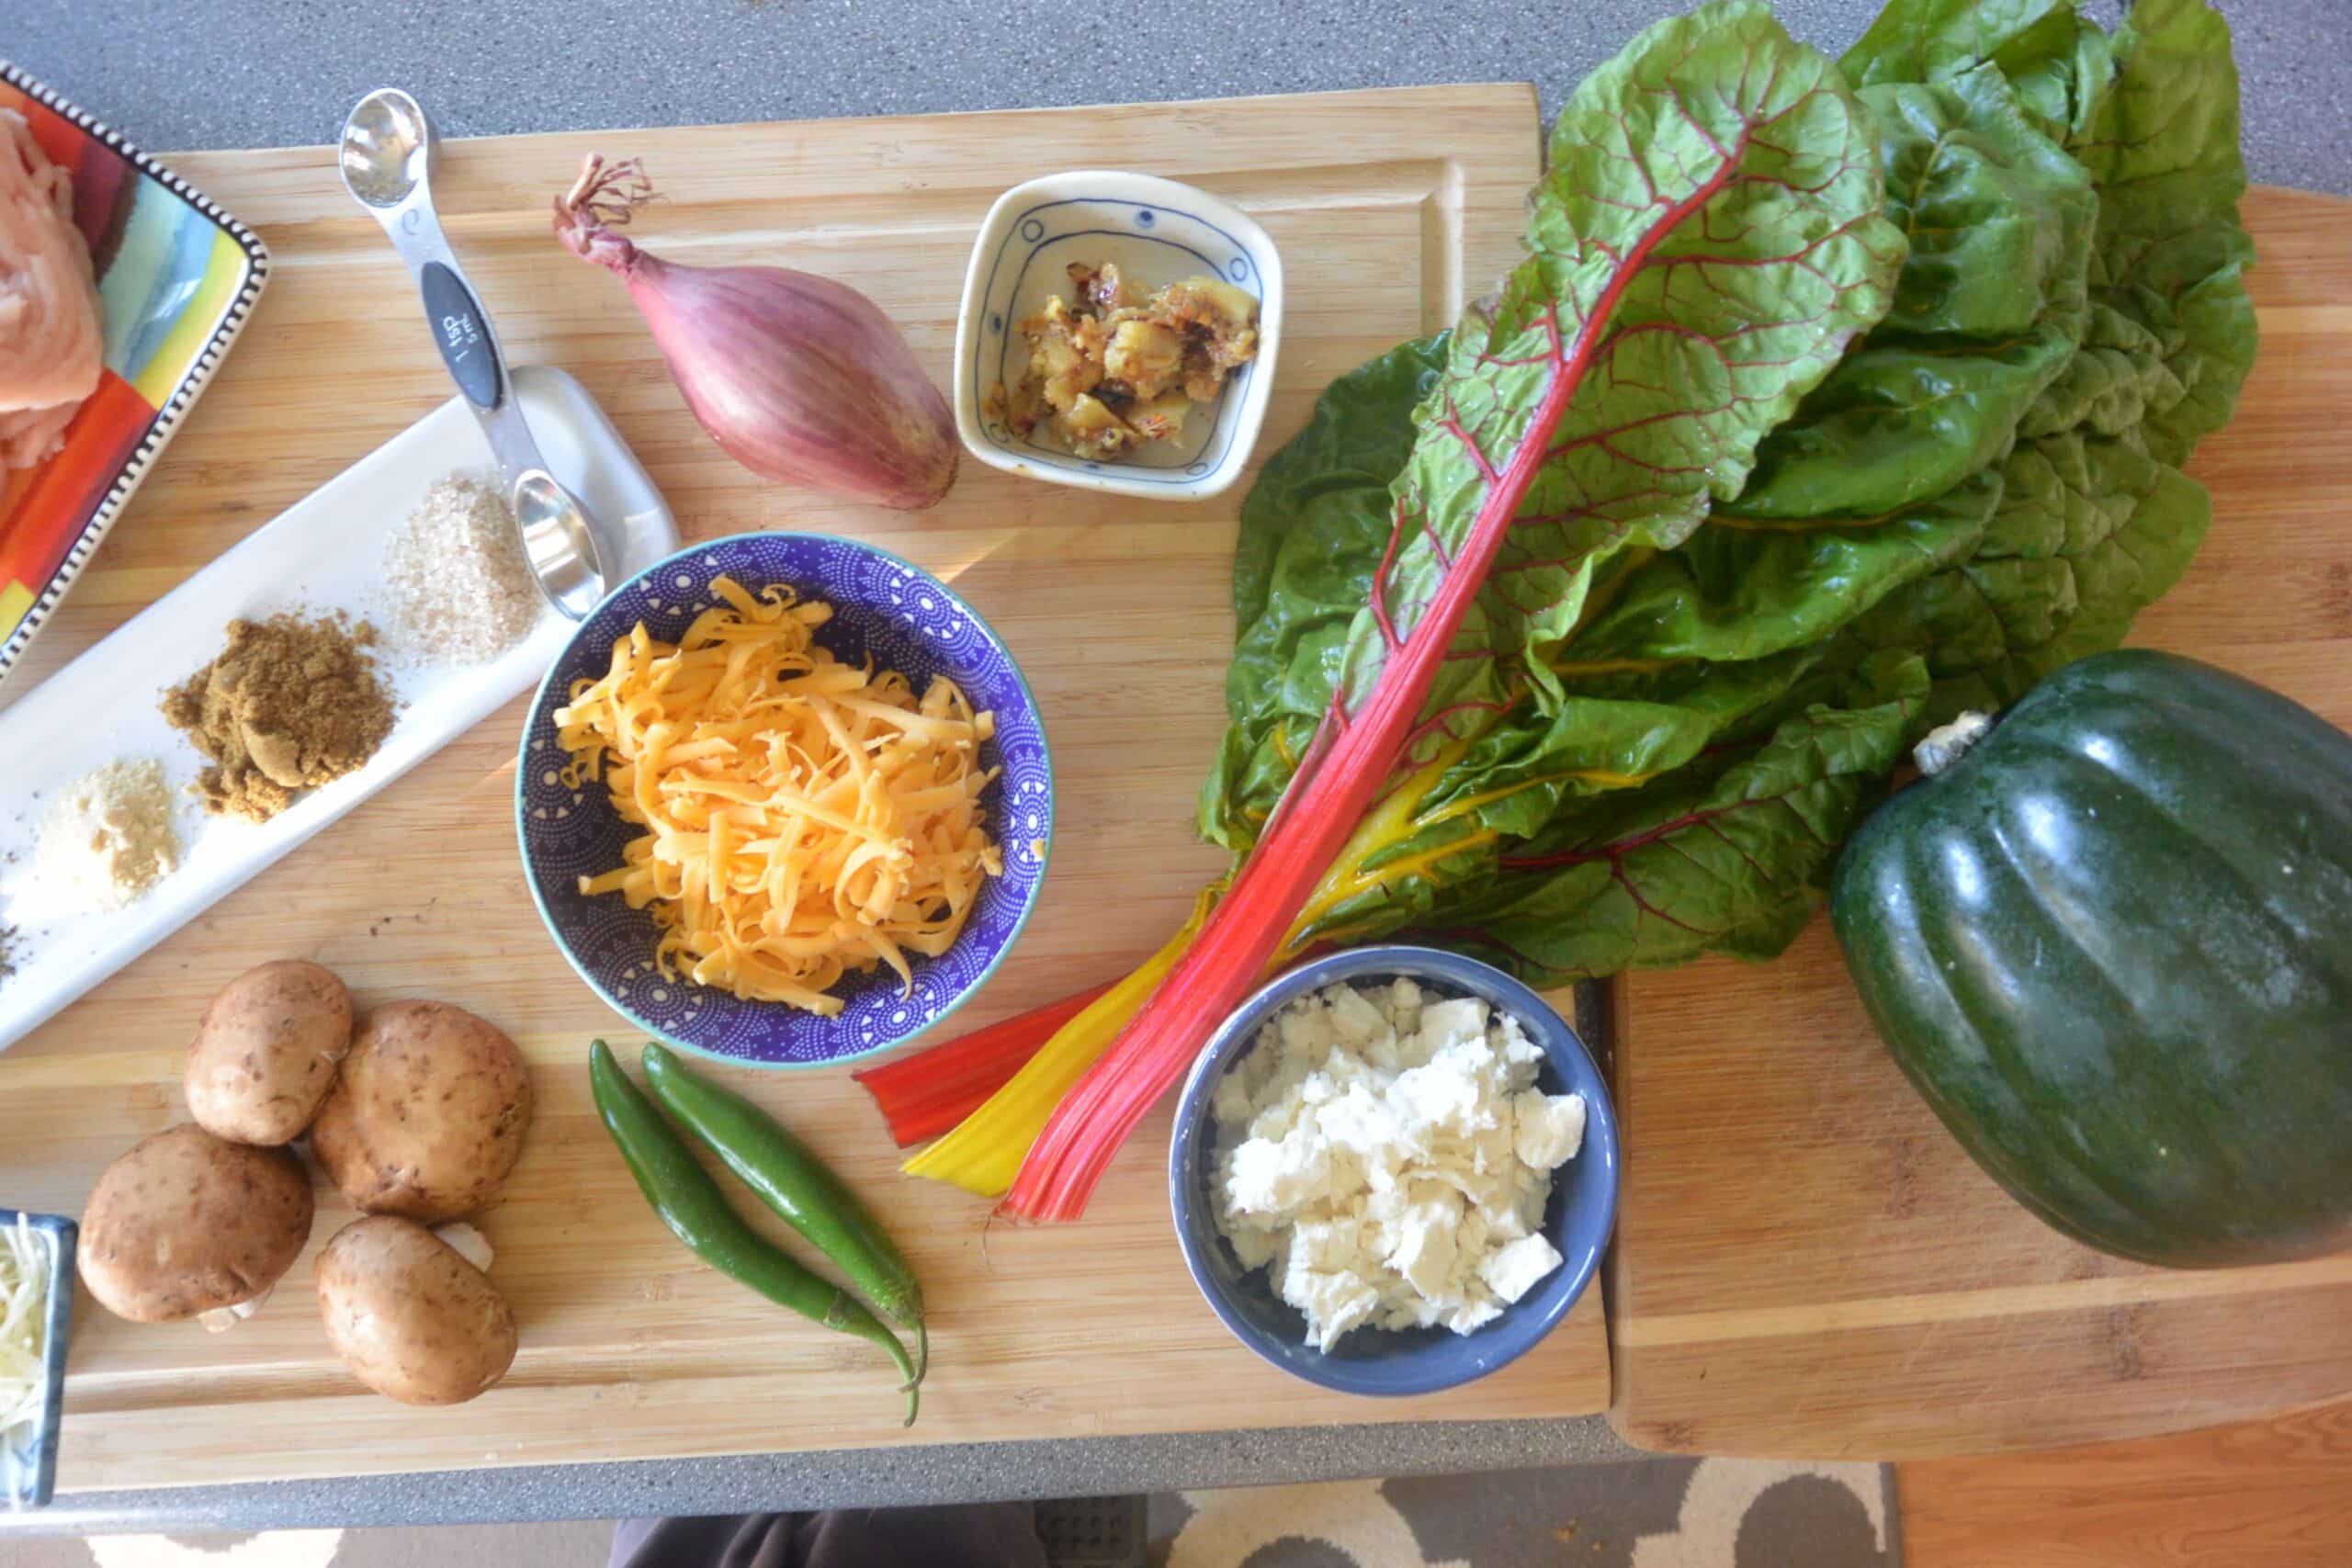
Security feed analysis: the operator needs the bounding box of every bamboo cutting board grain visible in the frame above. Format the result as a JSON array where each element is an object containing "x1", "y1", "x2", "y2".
[
  {"x1": 1607, "y1": 186, "x2": 2352, "y2": 1461},
  {"x1": 0, "y1": 86, "x2": 1618, "y2": 1495}
]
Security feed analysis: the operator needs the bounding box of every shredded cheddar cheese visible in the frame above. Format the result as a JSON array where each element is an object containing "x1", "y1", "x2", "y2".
[{"x1": 555, "y1": 576, "x2": 1002, "y2": 1013}]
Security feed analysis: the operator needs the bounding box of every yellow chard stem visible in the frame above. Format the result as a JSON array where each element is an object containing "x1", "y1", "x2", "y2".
[
  {"x1": 902, "y1": 886, "x2": 1219, "y2": 1197},
  {"x1": 904, "y1": 734, "x2": 1532, "y2": 1199},
  {"x1": 1276, "y1": 738, "x2": 1481, "y2": 963}
]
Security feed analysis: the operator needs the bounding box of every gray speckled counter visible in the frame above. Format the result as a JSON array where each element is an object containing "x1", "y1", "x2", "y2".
[
  {"x1": 8, "y1": 0, "x2": 2349, "y2": 195},
  {"x1": 8, "y1": 1419, "x2": 1638, "y2": 1537},
  {"x1": 4, "y1": 0, "x2": 2344, "y2": 1540}
]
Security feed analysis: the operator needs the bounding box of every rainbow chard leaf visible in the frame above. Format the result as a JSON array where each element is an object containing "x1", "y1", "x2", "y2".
[
  {"x1": 2067, "y1": 0, "x2": 2256, "y2": 467},
  {"x1": 1840, "y1": 0, "x2": 2112, "y2": 139},
  {"x1": 1423, "y1": 654, "x2": 1928, "y2": 982},
  {"x1": 1353, "y1": 0, "x2": 1905, "y2": 734},
  {"x1": 1199, "y1": 0, "x2": 2252, "y2": 995},
  {"x1": 1206, "y1": 336, "x2": 1452, "y2": 856},
  {"x1": 1006, "y1": 0, "x2": 1904, "y2": 1221},
  {"x1": 1852, "y1": 427, "x2": 2217, "y2": 724},
  {"x1": 1452, "y1": 0, "x2": 2255, "y2": 980},
  {"x1": 1841, "y1": 0, "x2": 2253, "y2": 728},
  {"x1": 1732, "y1": 63, "x2": 2097, "y2": 519}
]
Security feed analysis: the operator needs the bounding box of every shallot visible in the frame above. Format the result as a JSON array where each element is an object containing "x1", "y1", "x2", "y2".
[{"x1": 553, "y1": 156, "x2": 956, "y2": 510}]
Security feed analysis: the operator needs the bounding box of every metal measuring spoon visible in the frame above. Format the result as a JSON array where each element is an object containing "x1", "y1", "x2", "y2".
[{"x1": 338, "y1": 88, "x2": 607, "y2": 620}]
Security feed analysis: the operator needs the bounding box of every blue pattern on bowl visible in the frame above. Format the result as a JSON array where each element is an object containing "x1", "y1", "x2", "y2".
[
  {"x1": 1169, "y1": 946, "x2": 1620, "y2": 1397},
  {"x1": 1, "y1": 1211, "x2": 75, "y2": 1511},
  {"x1": 516, "y1": 534, "x2": 1052, "y2": 1069},
  {"x1": 969, "y1": 195, "x2": 1266, "y2": 489}
]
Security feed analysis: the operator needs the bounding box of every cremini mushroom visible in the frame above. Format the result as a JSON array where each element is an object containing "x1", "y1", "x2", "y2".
[
  {"x1": 314, "y1": 1215, "x2": 517, "y2": 1406},
  {"x1": 77, "y1": 1124, "x2": 314, "y2": 1325},
  {"x1": 184, "y1": 959, "x2": 354, "y2": 1145},
  {"x1": 311, "y1": 1000, "x2": 533, "y2": 1223}
]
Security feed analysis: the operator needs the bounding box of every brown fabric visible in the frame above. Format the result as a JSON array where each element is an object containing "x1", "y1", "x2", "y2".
[{"x1": 609, "y1": 1505, "x2": 1050, "y2": 1568}]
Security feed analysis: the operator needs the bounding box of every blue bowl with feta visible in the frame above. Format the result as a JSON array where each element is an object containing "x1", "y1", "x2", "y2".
[{"x1": 1168, "y1": 945, "x2": 1618, "y2": 1395}]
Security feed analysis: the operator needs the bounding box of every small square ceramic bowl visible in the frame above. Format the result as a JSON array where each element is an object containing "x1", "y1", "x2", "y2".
[
  {"x1": 954, "y1": 171, "x2": 1282, "y2": 502},
  {"x1": 1, "y1": 1210, "x2": 76, "y2": 1511}
]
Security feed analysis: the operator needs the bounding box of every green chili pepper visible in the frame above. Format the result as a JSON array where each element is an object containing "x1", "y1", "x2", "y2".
[
  {"x1": 588, "y1": 1040, "x2": 917, "y2": 1426},
  {"x1": 641, "y1": 1042, "x2": 929, "y2": 1388}
]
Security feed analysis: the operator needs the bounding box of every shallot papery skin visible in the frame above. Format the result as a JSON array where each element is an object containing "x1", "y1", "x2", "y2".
[
  {"x1": 0, "y1": 109, "x2": 104, "y2": 471},
  {"x1": 554, "y1": 156, "x2": 957, "y2": 511}
]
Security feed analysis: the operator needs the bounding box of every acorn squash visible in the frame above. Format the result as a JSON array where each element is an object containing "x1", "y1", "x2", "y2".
[{"x1": 1831, "y1": 649, "x2": 2352, "y2": 1267}]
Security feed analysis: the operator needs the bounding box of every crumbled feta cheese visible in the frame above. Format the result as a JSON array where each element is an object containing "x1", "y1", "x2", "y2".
[
  {"x1": 1394, "y1": 1186, "x2": 1463, "y2": 1301},
  {"x1": 1325, "y1": 982, "x2": 1388, "y2": 1045},
  {"x1": 1417, "y1": 996, "x2": 1489, "y2": 1051},
  {"x1": 1226, "y1": 1133, "x2": 1330, "y2": 1215},
  {"x1": 1512, "y1": 1089, "x2": 1587, "y2": 1169},
  {"x1": 1445, "y1": 1296, "x2": 1504, "y2": 1336},
  {"x1": 1211, "y1": 976, "x2": 1587, "y2": 1351},
  {"x1": 1226, "y1": 1222, "x2": 1280, "y2": 1271},
  {"x1": 1481, "y1": 1233, "x2": 1566, "y2": 1304}
]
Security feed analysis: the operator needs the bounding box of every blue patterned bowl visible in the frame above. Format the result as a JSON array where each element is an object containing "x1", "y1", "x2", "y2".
[
  {"x1": 1170, "y1": 946, "x2": 1618, "y2": 1396},
  {"x1": 516, "y1": 534, "x2": 1052, "y2": 1068}
]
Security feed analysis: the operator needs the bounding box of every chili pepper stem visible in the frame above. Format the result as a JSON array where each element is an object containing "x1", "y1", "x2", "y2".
[
  {"x1": 852, "y1": 1314, "x2": 921, "y2": 1426},
  {"x1": 892, "y1": 1319, "x2": 928, "y2": 1392}
]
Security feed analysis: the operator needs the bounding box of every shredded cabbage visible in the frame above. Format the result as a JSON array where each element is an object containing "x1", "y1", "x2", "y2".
[{"x1": 0, "y1": 1216, "x2": 52, "y2": 1436}]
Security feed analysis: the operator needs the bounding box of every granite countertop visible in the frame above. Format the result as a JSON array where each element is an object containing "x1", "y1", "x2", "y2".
[
  {"x1": 6, "y1": 0, "x2": 2344, "y2": 1539},
  {"x1": 8, "y1": 0, "x2": 2346, "y2": 194}
]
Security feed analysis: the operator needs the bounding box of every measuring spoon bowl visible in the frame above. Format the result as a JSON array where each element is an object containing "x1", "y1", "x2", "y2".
[{"x1": 338, "y1": 88, "x2": 431, "y2": 211}]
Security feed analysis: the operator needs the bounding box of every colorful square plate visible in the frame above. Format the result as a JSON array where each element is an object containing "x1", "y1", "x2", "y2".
[{"x1": 0, "y1": 62, "x2": 269, "y2": 682}]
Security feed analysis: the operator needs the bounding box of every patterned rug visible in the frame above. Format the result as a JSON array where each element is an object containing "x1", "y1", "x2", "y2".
[
  {"x1": 8, "y1": 1457, "x2": 1898, "y2": 1566},
  {"x1": 1148, "y1": 1460, "x2": 1895, "y2": 1565}
]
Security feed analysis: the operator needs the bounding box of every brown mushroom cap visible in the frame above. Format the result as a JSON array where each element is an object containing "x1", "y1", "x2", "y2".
[
  {"x1": 314, "y1": 1215, "x2": 517, "y2": 1406},
  {"x1": 310, "y1": 1000, "x2": 533, "y2": 1223},
  {"x1": 78, "y1": 1124, "x2": 314, "y2": 1324},
  {"x1": 185, "y1": 959, "x2": 353, "y2": 1145}
]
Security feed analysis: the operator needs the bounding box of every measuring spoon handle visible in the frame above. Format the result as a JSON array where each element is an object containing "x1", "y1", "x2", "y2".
[
  {"x1": 376, "y1": 209, "x2": 547, "y2": 483},
  {"x1": 416, "y1": 255, "x2": 505, "y2": 412}
]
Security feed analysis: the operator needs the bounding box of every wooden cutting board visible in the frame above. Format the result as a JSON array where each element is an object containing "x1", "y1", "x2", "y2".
[
  {"x1": 0, "y1": 85, "x2": 1618, "y2": 1496},
  {"x1": 1608, "y1": 186, "x2": 2352, "y2": 1461}
]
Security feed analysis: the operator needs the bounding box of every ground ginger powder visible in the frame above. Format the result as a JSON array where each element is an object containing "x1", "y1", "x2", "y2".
[
  {"x1": 161, "y1": 612, "x2": 395, "y2": 824},
  {"x1": 32, "y1": 758, "x2": 180, "y2": 912}
]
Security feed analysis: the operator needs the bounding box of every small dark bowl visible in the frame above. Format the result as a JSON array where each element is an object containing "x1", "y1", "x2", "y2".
[
  {"x1": 1169, "y1": 946, "x2": 1618, "y2": 1396},
  {"x1": 1, "y1": 1211, "x2": 75, "y2": 1511}
]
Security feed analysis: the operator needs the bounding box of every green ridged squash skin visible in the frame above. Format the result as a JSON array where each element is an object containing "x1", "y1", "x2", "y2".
[{"x1": 1831, "y1": 649, "x2": 2352, "y2": 1268}]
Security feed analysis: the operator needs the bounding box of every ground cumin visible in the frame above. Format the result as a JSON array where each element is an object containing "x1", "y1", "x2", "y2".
[{"x1": 161, "y1": 612, "x2": 395, "y2": 824}]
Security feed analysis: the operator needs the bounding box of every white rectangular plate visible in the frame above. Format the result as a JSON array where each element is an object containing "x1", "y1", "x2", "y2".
[{"x1": 0, "y1": 367, "x2": 677, "y2": 1054}]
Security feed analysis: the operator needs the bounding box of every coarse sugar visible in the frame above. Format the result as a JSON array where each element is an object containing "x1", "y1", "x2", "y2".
[{"x1": 382, "y1": 473, "x2": 544, "y2": 664}]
